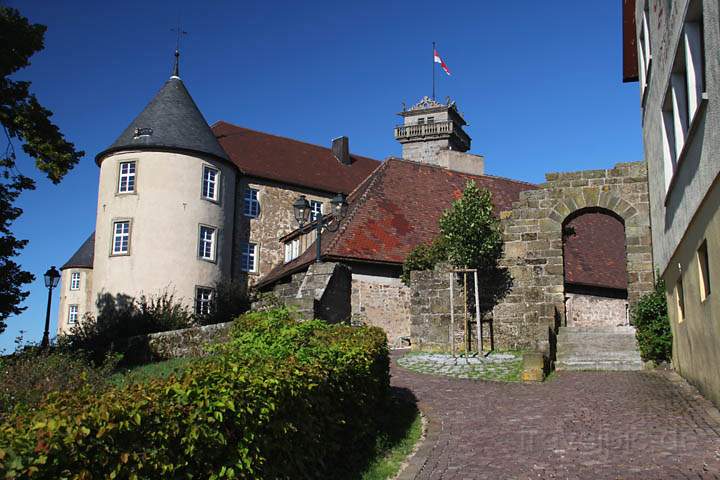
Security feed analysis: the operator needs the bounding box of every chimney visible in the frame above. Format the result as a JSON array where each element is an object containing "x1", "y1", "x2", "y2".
[{"x1": 332, "y1": 136, "x2": 351, "y2": 165}]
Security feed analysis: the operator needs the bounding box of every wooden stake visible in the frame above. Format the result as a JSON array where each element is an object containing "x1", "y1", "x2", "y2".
[
  {"x1": 449, "y1": 271, "x2": 455, "y2": 357},
  {"x1": 474, "y1": 270, "x2": 482, "y2": 354}
]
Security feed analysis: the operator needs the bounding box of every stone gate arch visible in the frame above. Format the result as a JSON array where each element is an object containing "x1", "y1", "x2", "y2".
[{"x1": 492, "y1": 162, "x2": 654, "y2": 354}]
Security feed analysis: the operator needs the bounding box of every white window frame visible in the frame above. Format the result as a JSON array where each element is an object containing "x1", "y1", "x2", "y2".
[
  {"x1": 118, "y1": 161, "x2": 136, "y2": 194},
  {"x1": 70, "y1": 272, "x2": 80, "y2": 290},
  {"x1": 112, "y1": 220, "x2": 131, "y2": 255},
  {"x1": 202, "y1": 165, "x2": 220, "y2": 202},
  {"x1": 198, "y1": 225, "x2": 217, "y2": 262},
  {"x1": 661, "y1": 1, "x2": 706, "y2": 194},
  {"x1": 195, "y1": 287, "x2": 214, "y2": 315},
  {"x1": 68, "y1": 305, "x2": 79, "y2": 325},
  {"x1": 638, "y1": 3, "x2": 652, "y2": 98},
  {"x1": 244, "y1": 188, "x2": 260, "y2": 218},
  {"x1": 310, "y1": 200, "x2": 323, "y2": 221},
  {"x1": 292, "y1": 238, "x2": 299, "y2": 259},
  {"x1": 241, "y1": 242, "x2": 258, "y2": 272}
]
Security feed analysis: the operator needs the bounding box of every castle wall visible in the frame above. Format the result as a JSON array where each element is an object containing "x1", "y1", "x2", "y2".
[
  {"x1": 351, "y1": 273, "x2": 411, "y2": 348},
  {"x1": 234, "y1": 177, "x2": 334, "y2": 285},
  {"x1": 494, "y1": 161, "x2": 654, "y2": 352},
  {"x1": 92, "y1": 150, "x2": 236, "y2": 311}
]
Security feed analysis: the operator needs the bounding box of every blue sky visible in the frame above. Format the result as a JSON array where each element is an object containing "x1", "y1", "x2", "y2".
[{"x1": 2, "y1": 0, "x2": 642, "y2": 351}]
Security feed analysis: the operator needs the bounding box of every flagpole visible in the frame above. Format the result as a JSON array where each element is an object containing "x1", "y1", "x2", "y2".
[{"x1": 432, "y1": 41, "x2": 436, "y2": 100}]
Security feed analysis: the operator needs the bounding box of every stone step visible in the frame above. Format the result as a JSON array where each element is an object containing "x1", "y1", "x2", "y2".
[
  {"x1": 556, "y1": 326, "x2": 643, "y2": 371},
  {"x1": 555, "y1": 359, "x2": 645, "y2": 371}
]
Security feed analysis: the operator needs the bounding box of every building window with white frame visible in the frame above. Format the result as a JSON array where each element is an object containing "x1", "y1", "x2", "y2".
[
  {"x1": 198, "y1": 226, "x2": 217, "y2": 261},
  {"x1": 310, "y1": 200, "x2": 323, "y2": 220},
  {"x1": 284, "y1": 238, "x2": 300, "y2": 263},
  {"x1": 244, "y1": 188, "x2": 260, "y2": 218},
  {"x1": 241, "y1": 242, "x2": 257, "y2": 272},
  {"x1": 202, "y1": 165, "x2": 220, "y2": 201},
  {"x1": 638, "y1": 1, "x2": 652, "y2": 97},
  {"x1": 661, "y1": 0, "x2": 705, "y2": 192},
  {"x1": 70, "y1": 272, "x2": 80, "y2": 291},
  {"x1": 112, "y1": 220, "x2": 130, "y2": 255},
  {"x1": 195, "y1": 287, "x2": 213, "y2": 315},
  {"x1": 118, "y1": 161, "x2": 136, "y2": 193},
  {"x1": 68, "y1": 305, "x2": 79, "y2": 325}
]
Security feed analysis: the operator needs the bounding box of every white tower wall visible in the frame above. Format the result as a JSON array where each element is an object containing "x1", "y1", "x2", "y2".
[{"x1": 91, "y1": 150, "x2": 236, "y2": 311}]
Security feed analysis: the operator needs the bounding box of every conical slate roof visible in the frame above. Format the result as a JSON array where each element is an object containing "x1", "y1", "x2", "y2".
[
  {"x1": 96, "y1": 76, "x2": 228, "y2": 162},
  {"x1": 61, "y1": 232, "x2": 95, "y2": 270}
]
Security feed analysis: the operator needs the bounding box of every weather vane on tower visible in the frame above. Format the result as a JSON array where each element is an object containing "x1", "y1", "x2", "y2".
[{"x1": 170, "y1": 23, "x2": 188, "y2": 77}]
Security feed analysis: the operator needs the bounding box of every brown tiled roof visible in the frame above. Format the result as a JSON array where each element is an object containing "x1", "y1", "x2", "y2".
[
  {"x1": 212, "y1": 121, "x2": 380, "y2": 194},
  {"x1": 258, "y1": 158, "x2": 537, "y2": 287},
  {"x1": 563, "y1": 211, "x2": 628, "y2": 291}
]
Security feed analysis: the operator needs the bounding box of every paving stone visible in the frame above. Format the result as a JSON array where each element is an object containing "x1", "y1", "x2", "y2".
[{"x1": 391, "y1": 352, "x2": 720, "y2": 480}]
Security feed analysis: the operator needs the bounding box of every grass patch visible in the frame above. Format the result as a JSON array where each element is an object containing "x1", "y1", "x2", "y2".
[
  {"x1": 357, "y1": 388, "x2": 423, "y2": 480},
  {"x1": 109, "y1": 356, "x2": 194, "y2": 387},
  {"x1": 397, "y1": 351, "x2": 524, "y2": 382}
]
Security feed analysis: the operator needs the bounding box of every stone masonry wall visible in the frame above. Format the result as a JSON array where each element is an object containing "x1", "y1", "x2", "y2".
[
  {"x1": 234, "y1": 177, "x2": 333, "y2": 285},
  {"x1": 565, "y1": 293, "x2": 628, "y2": 328},
  {"x1": 494, "y1": 161, "x2": 654, "y2": 353},
  {"x1": 351, "y1": 274, "x2": 411, "y2": 348},
  {"x1": 410, "y1": 266, "x2": 486, "y2": 351},
  {"x1": 271, "y1": 262, "x2": 352, "y2": 324}
]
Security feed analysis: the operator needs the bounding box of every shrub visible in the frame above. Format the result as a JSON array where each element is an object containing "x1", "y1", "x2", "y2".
[
  {"x1": 0, "y1": 347, "x2": 117, "y2": 416},
  {"x1": 0, "y1": 308, "x2": 389, "y2": 479},
  {"x1": 62, "y1": 290, "x2": 193, "y2": 365},
  {"x1": 196, "y1": 279, "x2": 250, "y2": 326},
  {"x1": 401, "y1": 237, "x2": 448, "y2": 285},
  {"x1": 632, "y1": 278, "x2": 672, "y2": 364}
]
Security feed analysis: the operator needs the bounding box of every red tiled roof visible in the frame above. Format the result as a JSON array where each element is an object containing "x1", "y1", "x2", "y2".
[
  {"x1": 563, "y1": 212, "x2": 628, "y2": 290},
  {"x1": 259, "y1": 158, "x2": 537, "y2": 287},
  {"x1": 212, "y1": 121, "x2": 380, "y2": 194}
]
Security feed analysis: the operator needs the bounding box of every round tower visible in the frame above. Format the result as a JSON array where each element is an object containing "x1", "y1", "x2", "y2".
[{"x1": 91, "y1": 67, "x2": 236, "y2": 314}]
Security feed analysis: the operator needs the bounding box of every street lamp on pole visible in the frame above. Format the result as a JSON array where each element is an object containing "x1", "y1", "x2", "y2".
[
  {"x1": 41, "y1": 266, "x2": 61, "y2": 349},
  {"x1": 293, "y1": 193, "x2": 349, "y2": 263}
]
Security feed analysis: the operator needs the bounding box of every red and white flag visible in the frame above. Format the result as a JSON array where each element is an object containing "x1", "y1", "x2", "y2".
[{"x1": 434, "y1": 49, "x2": 451, "y2": 76}]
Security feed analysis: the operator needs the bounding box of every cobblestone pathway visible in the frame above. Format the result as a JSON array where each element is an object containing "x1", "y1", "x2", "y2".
[{"x1": 391, "y1": 352, "x2": 720, "y2": 480}]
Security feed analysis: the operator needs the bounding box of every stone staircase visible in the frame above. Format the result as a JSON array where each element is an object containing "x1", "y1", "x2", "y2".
[{"x1": 555, "y1": 326, "x2": 644, "y2": 371}]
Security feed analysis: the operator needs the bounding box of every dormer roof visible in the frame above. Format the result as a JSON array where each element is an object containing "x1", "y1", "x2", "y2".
[{"x1": 96, "y1": 77, "x2": 228, "y2": 163}]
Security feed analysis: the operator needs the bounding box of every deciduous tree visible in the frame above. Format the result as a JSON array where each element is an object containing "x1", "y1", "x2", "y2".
[{"x1": 0, "y1": 6, "x2": 84, "y2": 333}]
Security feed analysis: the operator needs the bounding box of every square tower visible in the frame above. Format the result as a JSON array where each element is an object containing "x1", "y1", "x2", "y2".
[{"x1": 394, "y1": 96, "x2": 471, "y2": 165}]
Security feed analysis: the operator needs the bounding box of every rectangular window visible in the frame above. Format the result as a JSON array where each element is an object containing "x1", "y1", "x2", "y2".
[
  {"x1": 284, "y1": 242, "x2": 292, "y2": 263},
  {"x1": 198, "y1": 226, "x2": 216, "y2": 261},
  {"x1": 202, "y1": 166, "x2": 219, "y2": 201},
  {"x1": 70, "y1": 272, "x2": 80, "y2": 291},
  {"x1": 310, "y1": 200, "x2": 323, "y2": 221},
  {"x1": 244, "y1": 188, "x2": 260, "y2": 218},
  {"x1": 118, "y1": 161, "x2": 136, "y2": 193},
  {"x1": 698, "y1": 240, "x2": 711, "y2": 301},
  {"x1": 241, "y1": 242, "x2": 257, "y2": 272},
  {"x1": 676, "y1": 278, "x2": 686, "y2": 323},
  {"x1": 427, "y1": 116, "x2": 435, "y2": 124},
  {"x1": 684, "y1": 0, "x2": 705, "y2": 121},
  {"x1": 112, "y1": 220, "x2": 130, "y2": 255},
  {"x1": 292, "y1": 238, "x2": 299, "y2": 259},
  {"x1": 638, "y1": 3, "x2": 652, "y2": 95},
  {"x1": 68, "y1": 305, "x2": 78, "y2": 325},
  {"x1": 417, "y1": 117, "x2": 425, "y2": 125},
  {"x1": 195, "y1": 287, "x2": 213, "y2": 315}
]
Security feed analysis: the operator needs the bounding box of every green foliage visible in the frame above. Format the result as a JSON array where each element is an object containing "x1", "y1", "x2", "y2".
[
  {"x1": 0, "y1": 7, "x2": 84, "y2": 332},
  {"x1": 0, "y1": 347, "x2": 117, "y2": 416},
  {"x1": 632, "y1": 279, "x2": 672, "y2": 363},
  {"x1": 61, "y1": 291, "x2": 194, "y2": 365},
  {"x1": 401, "y1": 181, "x2": 512, "y2": 312},
  {"x1": 196, "y1": 279, "x2": 250, "y2": 326},
  {"x1": 110, "y1": 357, "x2": 193, "y2": 388},
  {"x1": 438, "y1": 180, "x2": 503, "y2": 271},
  {"x1": 401, "y1": 237, "x2": 448, "y2": 285},
  {"x1": 0, "y1": 308, "x2": 390, "y2": 479}
]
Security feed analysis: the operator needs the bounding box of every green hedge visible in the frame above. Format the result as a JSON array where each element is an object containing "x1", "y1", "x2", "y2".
[{"x1": 0, "y1": 308, "x2": 389, "y2": 479}]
